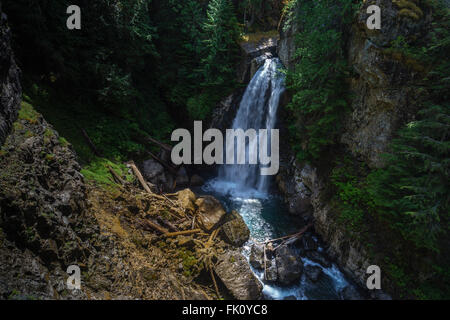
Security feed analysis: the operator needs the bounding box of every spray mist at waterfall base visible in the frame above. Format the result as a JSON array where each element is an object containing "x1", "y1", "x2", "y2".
[{"x1": 201, "y1": 179, "x2": 351, "y2": 300}]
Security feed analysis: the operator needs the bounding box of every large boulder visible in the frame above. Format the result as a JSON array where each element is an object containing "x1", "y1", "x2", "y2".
[
  {"x1": 265, "y1": 258, "x2": 278, "y2": 282},
  {"x1": 140, "y1": 159, "x2": 167, "y2": 188},
  {"x1": 214, "y1": 249, "x2": 263, "y2": 300},
  {"x1": 249, "y1": 243, "x2": 264, "y2": 269},
  {"x1": 177, "y1": 188, "x2": 196, "y2": 215},
  {"x1": 275, "y1": 244, "x2": 303, "y2": 285},
  {"x1": 220, "y1": 210, "x2": 250, "y2": 247},
  {"x1": 195, "y1": 196, "x2": 227, "y2": 232},
  {"x1": 304, "y1": 265, "x2": 323, "y2": 283}
]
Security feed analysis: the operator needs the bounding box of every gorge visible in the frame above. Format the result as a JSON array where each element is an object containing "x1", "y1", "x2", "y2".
[{"x1": 0, "y1": 0, "x2": 449, "y2": 301}]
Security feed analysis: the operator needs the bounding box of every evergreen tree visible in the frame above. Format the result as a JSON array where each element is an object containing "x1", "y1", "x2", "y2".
[
  {"x1": 202, "y1": 0, "x2": 241, "y2": 87},
  {"x1": 285, "y1": 0, "x2": 354, "y2": 161},
  {"x1": 370, "y1": 3, "x2": 450, "y2": 253}
]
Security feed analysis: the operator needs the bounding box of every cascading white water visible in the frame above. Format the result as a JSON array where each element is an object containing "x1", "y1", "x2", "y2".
[
  {"x1": 203, "y1": 56, "x2": 354, "y2": 300},
  {"x1": 218, "y1": 58, "x2": 285, "y2": 194}
]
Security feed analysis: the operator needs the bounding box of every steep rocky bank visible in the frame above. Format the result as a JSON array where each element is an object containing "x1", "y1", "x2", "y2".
[
  {"x1": 0, "y1": 103, "x2": 261, "y2": 299},
  {"x1": 275, "y1": 0, "x2": 437, "y2": 298},
  {"x1": 0, "y1": 11, "x2": 262, "y2": 300}
]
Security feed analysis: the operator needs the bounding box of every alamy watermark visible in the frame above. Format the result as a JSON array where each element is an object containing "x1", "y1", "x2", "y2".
[
  {"x1": 171, "y1": 121, "x2": 279, "y2": 176},
  {"x1": 66, "y1": 265, "x2": 81, "y2": 290}
]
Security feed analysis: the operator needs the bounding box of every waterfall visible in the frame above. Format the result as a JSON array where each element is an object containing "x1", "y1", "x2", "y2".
[{"x1": 218, "y1": 58, "x2": 285, "y2": 194}]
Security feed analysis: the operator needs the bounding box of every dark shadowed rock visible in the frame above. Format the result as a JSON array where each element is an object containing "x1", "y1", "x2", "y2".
[
  {"x1": 140, "y1": 159, "x2": 166, "y2": 186},
  {"x1": 220, "y1": 210, "x2": 250, "y2": 247},
  {"x1": 249, "y1": 243, "x2": 264, "y2": 269},
  {"x1": 275, "y1": 244, "x2": 303, "y2": 285},
  {"x1": 195, "y1": 196, "x2": 227, "y2": 232},
  {"x1": 301, "y1": 234, "x2": 318, "y2": 251},
  {"x1": 339, "y1": 286, "x2": 364, "y2": 300},
  {"x1": 0, "y1": 9, "x2": 21, "y2": 146},
  {"x1": 190, "y1": 174, "x2": 204, "y2": 187},
  {"x1": 215, "y1": 249, "x2": 263, "y2": 300},
  {"x1": 304, "y1": 265, "x2": 323, "y2": 283}
]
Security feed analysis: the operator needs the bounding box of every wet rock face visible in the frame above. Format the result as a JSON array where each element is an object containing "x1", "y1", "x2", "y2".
[
  {"x1": 215, "y1": 249, "x2": 263, "y2": 300},
  {"x1": 276, "y1": 156, "x2": 313, "y2": 219},
  {"x1": 342, "y1": 0, "x2": 432, "y2": 168},
  {"x1": 277, "y1": 15, "x2": 299, "y2": 70},
  {"x1": 275, "y1": 244, "x2": 304, "y2": 285},
  {"x1": 0, "y1": 9, "x2": 21, "y2": 146},
  {"x1": 210, "y1": 89, "x2": 244, "y2": 132},
  {"x1": 249, "y1": 243, "x2": 264, "y2": 269},
  {"x1": 238, "y1": 37, "x2": 278, "y2": 84},
  {"x1": 195, "y1": 196, "x2": 227, "y2": 232},
  {"x1": 304, "y1": 265, "x2": 322, "y2": 283},
  {"x1": 220, "y1": 210, "x2": 250, "y2": 247}
]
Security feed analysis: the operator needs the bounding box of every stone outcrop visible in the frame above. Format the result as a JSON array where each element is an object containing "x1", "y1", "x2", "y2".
[
  {"x1": 249, "y1": 243, "x2": 264, "y2": 269},
  {"x1": 0, "y1": 104, "x2": 95, "y2": 299},
  {"x1": 0, "y1": 8, "x2": 21, "y2": 146},
  {"x1": 342, "y1": 0, "x2": 431, "y2": 168},
  {"x1": 220, "y1": 210, "x2": 250, "y2": 247},
  {"x1": 276, "y1": 156, "x2": 312, "y2": 218},
  {"x1": 215, "y1": 249, "x2": 263, "y2": 300},
  {"x1": 195, "y1": 196, "x2": 227, "y2": 232},
  {"x1": 274, "y1": 0, "x2": 433, "y2": 297},
  {"x1": 275, "y1": 244, "x2": 304, "y2": 285},
  {"x1": 238, "y1": 37, "x2": 278, "y2": 84}
]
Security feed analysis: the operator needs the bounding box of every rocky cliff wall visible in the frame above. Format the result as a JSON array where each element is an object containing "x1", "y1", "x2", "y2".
[
  {"x1": 276, "y1": 0, "x2": 434, "y2": 297},
  {"x1": 0, "y1": 6, "x2": 21, "y2": 146}
]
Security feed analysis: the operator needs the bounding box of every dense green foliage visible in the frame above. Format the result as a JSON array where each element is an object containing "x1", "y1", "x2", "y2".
[
  {"x1": 2, "y1": 0, "x2": 242, "y2": 161},
  {"x1": 284, "y1": 0, "x2": 356, "y2": 161}
]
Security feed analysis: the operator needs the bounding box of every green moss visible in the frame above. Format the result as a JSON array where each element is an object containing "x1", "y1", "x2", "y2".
[
  {"x1": 45, "y1": 153, "x2": 55, "y2": 163},
  {"x1": 8, "y1": 289, "x2": 21, "y2": 300},
  {"x1": 80, "y1": 158, "x2": 134, "y2": 189},
  {"x1": 13, "y1": 122, "x2": 24, "y2": 131},
  {"x1": 177, "y1": 248, "x2": 198, "y2": 277},
  {"x1": 58, "y1": 136, "x2": 69, "y2": 147},
  {"x1": 18, "y1": 100, "x2": 39, "y2": 123},
  {"x1": 393, "y1": 0, "x2": 424, "y2": 20}
]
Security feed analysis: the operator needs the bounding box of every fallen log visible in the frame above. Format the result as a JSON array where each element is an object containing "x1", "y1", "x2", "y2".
[
  {"x1": 163, "y1": 229, "x2": 202, "y2": 238},
  {"x1": 265, "y1": 223, "x2": 313, "y2": 244},
  {"x1": 107, "y1": 165, "x2": 126, "y2": 185},
  {"x1": 146, "y1": 151, "x2": 178, "y2": 175},
  {"x1": 127, "y1": 160, "x2": 152, "y2": 193},
  {"x1": 145, "y1": 135, "x2": 173, "y2": 152},
  {"x1": 210, "y1": 267, "x2": 221, "y2": 299},
  {"x1": 156, "y1": 216, "x2": 179, "y2": 232},
  {"x1": 140, "y1": 219, "x2": 168, "y2": 235},
  {"x1": 80, "y1": 128, "x2": 103, "y2": 157}
]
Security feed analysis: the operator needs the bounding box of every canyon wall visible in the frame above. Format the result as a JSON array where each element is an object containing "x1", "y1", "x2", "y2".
[
  {"x1": 0, "y1": 6, "x2": 21, "y2": 146},
  {"x1": 277, "y1": 0, "x2": 433, "y2": 297}
]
